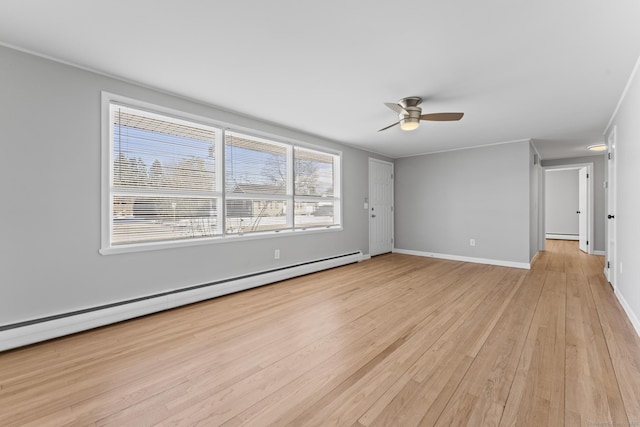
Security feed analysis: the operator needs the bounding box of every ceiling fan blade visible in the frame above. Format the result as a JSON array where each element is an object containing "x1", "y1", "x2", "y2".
[
  {"x1": 420, "y1": 112, "x2": 464, "y2": 121},
  {"x1": 378, "y1": 121, "x2": 400, "y2": 132},
  {"x1": 384, "y1": 102, "x2": 408, "y2": 115}
]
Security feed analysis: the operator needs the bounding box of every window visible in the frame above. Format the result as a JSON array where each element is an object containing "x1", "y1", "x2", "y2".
[
  {"x1": 108, "y1": 104, "x2": 222, "y2": 246},
  {"x1": 294, "y1": 147, "x2": 340, "y2": 229},
  {"x1": 103, "y1": 95, "x2": 341, "y2": 253},
  {"x1": 225, "y1": 131, "x2": 290, "y2": 234}
]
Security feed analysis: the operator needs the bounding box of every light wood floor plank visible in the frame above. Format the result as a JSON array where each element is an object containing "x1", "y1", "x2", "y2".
[
  {"x1": 587, "y1": 272, "x2": 640, "y2": 425},
  {"x1": 565, "y1": 269, "x2": 628, "y2": 426},
  {"x1": 1, "y1": 240, "x2": 639, "y2": 426},
  {"x1": 299, "y1": 268, "x2": 524, "y2": 427},
  {"x1": 361, "y1": 270, "x2": 525, "y2": 427},
  {"x1": 431, "y1": 268, "x2": 546, "y2": 427},
  {"x1": 499, "y1": 270, "x2": 566, "y2": 427}
]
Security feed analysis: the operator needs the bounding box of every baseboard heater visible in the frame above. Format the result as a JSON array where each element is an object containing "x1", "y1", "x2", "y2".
[{"x1": 0, "y1": 251, "x2": 364, "y2": 352}]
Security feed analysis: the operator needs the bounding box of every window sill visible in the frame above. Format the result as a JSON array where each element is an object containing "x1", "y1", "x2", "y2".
[{"x1": 99, "y1": 226, "x2": 343, "y2": 255}]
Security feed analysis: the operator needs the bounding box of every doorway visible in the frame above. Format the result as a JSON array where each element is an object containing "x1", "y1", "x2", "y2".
[
  {"x1": 543, "y1": 163, "x2": 594, "y2": 254},
  {"x1": 369, "y1": 158, "x2": 394, "y2": 256}
]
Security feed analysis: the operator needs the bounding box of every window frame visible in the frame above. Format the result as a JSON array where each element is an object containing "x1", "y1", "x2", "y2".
[
  {"x1": 100, "y1": 92, "x2": 342, "y2": 255},
  {"x1": 293, "y1": 145, "x2": 342, "y2": 231},
  {"x1": 224, "y1": 130, "x2": 293, "y2": 235}
]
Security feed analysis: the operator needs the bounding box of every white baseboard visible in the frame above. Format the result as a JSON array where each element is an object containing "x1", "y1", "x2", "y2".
[
  {"x1": 0, "y1": 251, "x2": 364, "y2": 352},
  {"x1": 593, "y1": 250, "x2": 606, "y2": 256},
  {"x1": 392, "y1": 248, "x2": 530, "y2": 270},
  {"x1": 614, "y1": 289, "x2": 640, "y2": 339},
  {"x1": 546, "y1": 234, "x2": 579, "y2": 240}
]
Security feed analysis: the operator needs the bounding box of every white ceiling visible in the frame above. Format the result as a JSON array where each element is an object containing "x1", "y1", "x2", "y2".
[{"x1": 1, "y1": 1, "x2": 639, "y2": 159}]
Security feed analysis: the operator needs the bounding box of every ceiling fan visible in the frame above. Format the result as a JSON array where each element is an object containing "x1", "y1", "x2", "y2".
[{"x1": 378, "y1": 96, "x2": 464, "y2": 132}]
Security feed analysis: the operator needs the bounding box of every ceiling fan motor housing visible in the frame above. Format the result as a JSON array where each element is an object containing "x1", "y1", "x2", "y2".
[
  {"x1": 399, "y1": 97, "x2": 422, "y2": 130},
  {"x1": 399, "y1": 96, "x2": 423, "y2": 109}
]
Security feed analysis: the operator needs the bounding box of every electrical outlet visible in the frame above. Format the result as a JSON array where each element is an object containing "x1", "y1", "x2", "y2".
[
  {"x1": 470, "y1": 238, "x2": 476, "y2": 247},
  {"x1": 274, "y1": 249, "x2": 280, "y2": 259}
]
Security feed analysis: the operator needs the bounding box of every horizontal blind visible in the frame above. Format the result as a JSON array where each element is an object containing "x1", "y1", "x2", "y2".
[
  {"x1": 294, "y1": 147, "x2": 336, "y2": 197},
  {"x1": 225, "y1": 199, "x2": 288, "y2": 234},
  {"x1": 225, "y1": 131, "x2": 290, "y2": 234},
  {"x1": 113, "y1": 106, "x2": 217, "y2": 192},
  {"x1": 294, "y1": 200, "x2": 336, "y2": 229},
  {"x1": 294, "y1": 147, "x2": 339, "y2": 229},
  {"x1": 110, "y1": 104, "x2": 221, "y2": 245},
  {"x1": 225, "y1": 131, "x2": 288, "y2": 195}
]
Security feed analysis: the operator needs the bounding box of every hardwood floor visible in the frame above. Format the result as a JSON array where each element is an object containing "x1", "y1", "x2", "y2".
[{"x1": 1, "y1": 240, "x2": 640, "y2": 426}]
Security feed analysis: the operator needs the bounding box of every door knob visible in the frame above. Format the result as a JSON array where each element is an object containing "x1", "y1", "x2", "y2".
[
  {"x1": 576, "y1": 211, "x2": 581, "y2": 214},
  {"x1": 371, "y1": 214, "x2": 376, "y2": 218},
  {"x1": 608, "y1": 214, "x2": 615, "y2": 219}
]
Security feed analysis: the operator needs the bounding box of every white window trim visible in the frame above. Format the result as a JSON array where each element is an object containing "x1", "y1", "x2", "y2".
[{"x1": 100, "y1": 92, "x2": 342, "y2": 255}]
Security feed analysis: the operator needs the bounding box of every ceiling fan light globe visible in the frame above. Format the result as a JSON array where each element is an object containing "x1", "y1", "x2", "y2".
[{"x1": 400, "y1": 118, "x2": 420, "y2": 131}]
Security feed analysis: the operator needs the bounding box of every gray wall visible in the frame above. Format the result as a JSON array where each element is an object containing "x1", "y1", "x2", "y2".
[
  {"x1": 542, "y1": 155, "x2": 605, "y2": 251},
  {"x1": 545, "y1": 169, "x2": 579, "y2": 236},
  {"x1": 394, "y1": 141, "x2": 531, "y2": 264},
  {"x1": 0, "y1": 45, "x2": 390, "y2": 326},
  {"x1": 605, "y1": 60, "x2": 640, "y2": 332}
]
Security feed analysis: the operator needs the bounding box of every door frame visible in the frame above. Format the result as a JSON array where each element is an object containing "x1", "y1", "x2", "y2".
[
  {"x1": 541, "y1": 163, "x2": 594, "y2": 254},
  {"x1": 605, "y1": 126, "x2": 617, "y2": 287},
  {"x1": 368, "y1": 158, "x2": 394, "y2": 256},
  {"x1": 578, "y1": 167, "x2": 589, "y2": 252}
]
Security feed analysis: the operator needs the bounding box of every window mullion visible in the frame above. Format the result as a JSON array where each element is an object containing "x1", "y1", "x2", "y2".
[
  {"x1": 220, "y1": 129, "x2": 226, "y2": 236},
  {"x1": 288, "y1": 145, "x2": 295, "y2": 229}
]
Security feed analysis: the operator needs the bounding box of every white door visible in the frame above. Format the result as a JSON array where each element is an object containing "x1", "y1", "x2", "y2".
[
  {"x1": 578, "y1": 167, "x2": 588, "y2": 253},
  {"x1": 606, "y1": 128, "x2": 617, "y2": 286},
  {"x1": 369, "y1": 159, "x2": 393, "y2": 256}
]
